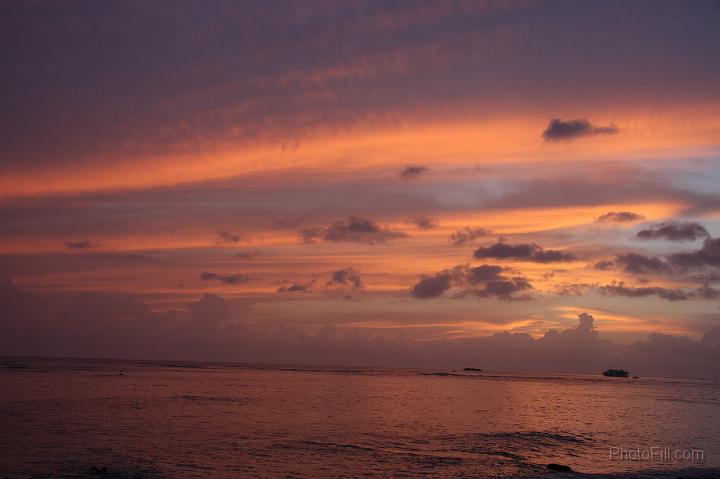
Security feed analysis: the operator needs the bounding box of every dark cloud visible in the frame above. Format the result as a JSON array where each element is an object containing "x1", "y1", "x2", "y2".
[
  {"x1": 542, "y1": 118, "x2": 619, "y2": 141},
  {"x1": 615, "y1": 253, "x2": 673, "y2": 275},
  {"x1": 688, "y1": 271, "x2": 720, "y2": 284},
  {"x1": 599, "y1": 241, "x2": 720, "y2": 277},
  {"x1": 636, "y1": 221, "x2": 710, "y2": 241},
  {"x1": 696, "y1": 283, "x2": 720, "y2": 300},
  {"x1": 411, "y1": 264, "x2": 532, "y2": 300},
  {"x1": 399, "y1": 165, "x2": 428, "y2": 179},
  {"x1": 0, "y1": 281, "x2": 246, "y2": 360},
  {"x1": 301, "y1": 216, "x2": 407, "y2": 244},
  {"x1": 326, "y1": 268, "x2": 363, "y2": 289},
  {"x1": 598, "y1": 281, "x2": 691, "y2": 301},
  {"x1": 187, "y1": 293, "x2": 233, "y2": 327},
  {"x1": 592, "y1": 260, "x2": 615, "y2": 271},
  {"x1": 199, "y1": 272, "x2": 253, "y2": 285},
  {"x1": 595, "y1": 211, "x2": 645, "y2": 223},
  {"x1": 64, "y1": 240, "x2": 102, "y2": 250},
  {"x1": 553, "y1": 283, "x2": 591, "y2": 296},
  {"x1": 277, "y1": 283, "x2": 310, "y2": 293},
  {"x1": 668, "y1": 238, "x2": 720, "y2": 269},
  {"x1": 553, "y1": 280, "x2": 719, "y2": 302},
  {"x1": 2, "y1": 280, "x2": 720, "y2": 378},
  {"x1": 409, "y1": 215, "x2": 436, "y2": 230},
  {"x1": 449, "y1": 226, "x2": 491, "y2": 246},
  {"x1": 300, "y1": 227, "x2": 325, "y2": 244},
  {"x1": 576, "y1": 312, "x2": 595, "y2": 333},
  {"x1": 410, "y1": 272, "x2": 453, "y2": 299},
  {"x1": 216, "y1": 230, "x2": 240, "y2": 244},
  {"x1": 278, "y1": 268, "x2": 363, "y2": 294},
  {"x1": 476, "y1": 277, "x2": 532, "y2": 300},
  {"x1": 473, "y1": 241, "x2": 575, "y2": 263},
  {"x1": 465, "y1": 265, "x2": 504, "y2": 284}
]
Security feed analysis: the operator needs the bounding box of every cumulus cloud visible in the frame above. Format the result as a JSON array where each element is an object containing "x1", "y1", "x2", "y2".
[
  {"x1": 301, "y1": 216, "x2": 407, "y2": 244},
  {"x1": 636, "y1": 221, "x2": 710, "y2": 241},
  {"x1": 326, "y1": 268, "x2": 363, "y2": 289},
  {"x1": 477, "y1": 277, "x2": 532, "y2": 300},
  {"x1": 410, "y1": 272, "x2": 453, "y2": 299},
  {"x1": 408, "y1": 215, "x2": 437, "y2": 229},
  {"x1": 216, "y1": 230, "x2": 240, "y2": 243},
  {"x1": 592, "y1": 260, "x2": 615, "y2": 271},
  {"x1": 199, "y1": 272, "x2": 253, "y2": 285},
  {"x1": 473, "y1": 241, "x2": 575, "y2": 263},
  {"x1": 64, "y1": 240, "x2": 102, "y2": 250},
  {"x1": 668, "y1": 238, "x2": 720, "y2": 269},
  {"x1": 399, "y1": 165, "x2": 428, "y2": 179},
  {"x1": 449, "y1": 226, "x2": 491, "y2": 246},
  {"x1": 597, "y1": 239, "x2": 720, "y2": 277},
  {"x1": 465, "y1": 264, "x2": 504, "y2": 283},
  {"x1": 411, "y1": 264, "x2": 532, "y2": 300},
  {"x1": 542, "y1": 118, "x2": 619, "y2": 141},
  {"x1": 0, "y1": 280, "x2": 246, "y2": 360},
  {"x1": 576, "y1": 312, "x2": 595, "y2": 332},
  {"x1": 2, "y1": 280, "x2": 719, "y2": 378},
  {"x1": 595, "y1": 211, "x2": 645, "y2": 223},
  {"x1": 614, "y1": 253, "x2": 672, "y2": 275}
]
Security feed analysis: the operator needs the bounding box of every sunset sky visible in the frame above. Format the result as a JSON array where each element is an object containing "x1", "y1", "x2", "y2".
[{"x1": 2, "y1": 1, "x2": 720, "y2": 375}]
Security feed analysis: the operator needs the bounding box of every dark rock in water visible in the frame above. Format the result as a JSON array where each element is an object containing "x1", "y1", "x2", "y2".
[
  {"x1": 547, "y1": 463, "x2": 573, "y2": 472},
  {"x1": 602, "y1": 368, "x2": 629, "y2": 377},
  {"x1": 463, "y1": 367, "x2": 483, "y2": 372},
  {"x1": 88, "y1": 466, "x2": 108, "y2": 475}
]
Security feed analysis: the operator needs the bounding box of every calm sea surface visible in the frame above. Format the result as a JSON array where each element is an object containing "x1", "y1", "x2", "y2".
[{"x1": 1, "y1": 358, "x2": 718, "y2": 478}]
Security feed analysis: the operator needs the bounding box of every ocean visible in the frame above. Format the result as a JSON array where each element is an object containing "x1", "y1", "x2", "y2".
[{"x1": 1, "y1": 357, "x2": 718, "y2": 478}]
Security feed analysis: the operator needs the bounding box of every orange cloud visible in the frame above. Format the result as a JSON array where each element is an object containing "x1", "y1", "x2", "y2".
[{"x1": 2, "y1": 103, "x2": 719, "y2": 197}]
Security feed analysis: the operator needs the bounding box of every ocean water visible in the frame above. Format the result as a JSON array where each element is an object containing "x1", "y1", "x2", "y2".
[{"x1": 1, "y1": 358, "x2": 718, "y2": 479}]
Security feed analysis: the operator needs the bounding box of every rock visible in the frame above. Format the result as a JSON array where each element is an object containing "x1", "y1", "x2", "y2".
[{"x1": 547, "y1": 463, "x2": 573, "y2": 472}]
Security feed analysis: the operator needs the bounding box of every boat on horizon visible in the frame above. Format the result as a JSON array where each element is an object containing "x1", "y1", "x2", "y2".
[{"x1": 602, "y1": 368, "x2": 629, "y2": 378}]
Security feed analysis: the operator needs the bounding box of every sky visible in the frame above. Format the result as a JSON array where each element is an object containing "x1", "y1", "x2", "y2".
[{"x1": 1, "y1": 0, "x2": 720, "y2": 377}]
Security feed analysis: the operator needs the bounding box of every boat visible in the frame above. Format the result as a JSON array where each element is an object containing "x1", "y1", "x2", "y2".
[
  {"x1": 463, "y1": 367, "x2": 483, "y2": 372},
  {"x1": 602, "y1": 368, "x2": 629, "y2": 377}
]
